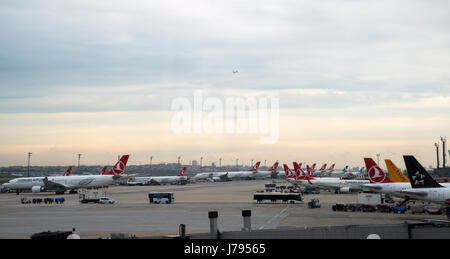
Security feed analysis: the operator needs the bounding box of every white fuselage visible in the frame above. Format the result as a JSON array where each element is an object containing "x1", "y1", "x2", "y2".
[
  {"x1": 129, "y1": 176, "x2": 186, "y2": 184},
  {"x1": 363, "y1": 182, "x2": 450, "y2": 200},
  {"x1": 193, "y1": 171, "x2": 255, "y2": 181},
  {"x1": 285, "y1": 176, "x2": 369, "y2": 191},
  {"x1": 252, "y1": 170, "x2": 274, "y2": 178},
  {"x1": 362, "y1": 182, "x2": 412, "y2": 197},
  {"x1": 400, "y1": 186, "x2": 450, "y2": 204},
  {"x1": 3, "y1": 175, "x2": 118, "y2": 191}
]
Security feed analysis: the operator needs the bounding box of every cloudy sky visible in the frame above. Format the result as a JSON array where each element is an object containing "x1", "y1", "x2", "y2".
[{"x1": 1, "y1": 0, "x2": 449, "y2": 169}]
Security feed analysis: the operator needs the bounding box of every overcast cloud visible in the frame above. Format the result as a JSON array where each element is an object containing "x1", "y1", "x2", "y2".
[{"x1": 0, "y1": 0, "x2": 449, "y2": 166}]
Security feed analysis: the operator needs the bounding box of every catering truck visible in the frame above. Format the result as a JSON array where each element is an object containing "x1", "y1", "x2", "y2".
[{"x1": 79, "y1": 189, "x2": 107, "y2": 203}]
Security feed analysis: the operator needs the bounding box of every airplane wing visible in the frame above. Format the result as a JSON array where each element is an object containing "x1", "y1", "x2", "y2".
[
  {"x1": 312, "y1": 183, "x2": 338, "y2": 191},
  {"x1": 398, "y1": 190, "x2": 428, "y2": 199},
  {"x1": 113, "y1": 173, "x2": 137, "y2": 180},
  {"x1": 149, "y1": 178, "x2": 161, "y2": 185},
  {"x1": 362, "y1": 185, "x2": 383, "y2": 192},
  {"x1": 43, "y1": 177, "x2": 70, "y2": 190}
]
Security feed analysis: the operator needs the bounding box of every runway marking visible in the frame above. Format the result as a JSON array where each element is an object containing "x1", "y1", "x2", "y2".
[{"x1": 258, "y1": 204, "x2": 291, "y2": 230}]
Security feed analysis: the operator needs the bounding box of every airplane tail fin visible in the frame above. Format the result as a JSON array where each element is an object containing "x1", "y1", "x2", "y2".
[
  {"x1": 319, "y1": 163, "x2": 327, "y2": 171},
  {"x1": 268, "y1": 162, "x2": 279, "y2": 172},
  {"x1": 63, "y1": 166, "x2": 72, "y2": 176},
  {"x1": 306, "y1": 165, "x2": 316, "y2": 177},
  {"x1": 249, "y1": 161, "x2": 261, "y2": 172},
  {"x1": 178, "y1": 167, "x2": 187, "y2": 176},
  {"x1": 343, "y1": 165, "x2": 349, "y2": 172},
  {"x1": 403, "y1": 155, "x2": 442, "y2": 188},
  {"x1": 385, "y1": 159, "x2": 409, "y2": 183},
  {"x1": 283, "y1": 164, "x2": 295, "y2": 179},
  {"x1": 328, "y1": 164, "x2": 335, "y2": 171},
  {"x1": 311, "y1": 163, "x2": 316, "y2": 170},
  {"x1": 105, "y1": 155, "x2": 130, "y2": 175},
  {"x1": 293, "y1": 162, "x2": 306, "y2": 179},
  {"x1": 364, "y1": 158, "x2": 392, "y2": 183},
  {"x1": 100, "y1": 166, "x2": 107, "y2": 175}
]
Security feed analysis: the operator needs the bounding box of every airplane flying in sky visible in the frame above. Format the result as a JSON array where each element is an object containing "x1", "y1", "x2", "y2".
[{"x1": 2, "y1": 155, "x2": 131, "y2": 194}]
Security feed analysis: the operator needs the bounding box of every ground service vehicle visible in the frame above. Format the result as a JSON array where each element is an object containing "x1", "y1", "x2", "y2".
[
  {"x1": 253, "y1": 192, "x2": 302, "y2": 203},
  {"x1": 392, "y1": 206, "x2": 407, "y2": 214},
  {"x1": 424, "y1": 205, "x2": 443, "y2": 215},
  {"x1": 308, "y1": 199, "x2": 321, "y2": 208},
  {"x1": 79, "y1": 189, "x2": 107, "y2": 204},
  {"x1": 332, "y1": 204, "x2": 346, "y2": 211},
  {"x1": 148, "y1": 192, "x2": 175, "y2": 204},
  {"x1": 409, "y1": 204, "x2": 425, "y2": 214},
  {"x1": 99, "y1": 197, "x2": 115, "y2": 204},
  {"x1": 377, "y1": 204, "x2": 392, "y2": 213},
  {"x1": 361, "y1": 204, "x2": 377, "y2": 212}
]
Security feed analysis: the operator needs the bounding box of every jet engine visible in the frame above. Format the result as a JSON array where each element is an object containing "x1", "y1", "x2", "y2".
[
  {"x1": 339, "y1": 187, "x2": 351, "y2": 193},
  {"x1": 31, "y1": 186, "x2": 45, "y2": 193}
]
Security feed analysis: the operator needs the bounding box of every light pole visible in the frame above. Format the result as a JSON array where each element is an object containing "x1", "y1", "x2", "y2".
[
  {"x1": 150, "y1": 156, "x2": 153, "y2": 165},
  {"x1": 78, "y1": 154, "x2": 82, "y2": 167},
  {"x1": 200, "y1": 157, "x2": 203, "y2": 167},
  {"x1": 376, "y1": 153, "x2": 380, "y2": 166},
  {"x1": 236, "y1": 158, "x2": 239, "y2": 168},
  {"x1": 441, "y1": 136, "x2": 446, "y2": 168},
  {"x1": 178, "y1": 156, "x2": 181, "y2": 165},
  {"x1": 27, "y1": 152, "x2": 32, "y2": 177},
  {"x1": 219, "y1": 158, "x2": 222, "y2": 168},
  {"x1": 435, "y1": 143, "x2": 440, "y2": 169}
]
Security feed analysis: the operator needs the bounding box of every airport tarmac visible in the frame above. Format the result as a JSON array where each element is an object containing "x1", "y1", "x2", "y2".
[{"x1": 0, "y1": 179, "x2": 447, "y2": 239}]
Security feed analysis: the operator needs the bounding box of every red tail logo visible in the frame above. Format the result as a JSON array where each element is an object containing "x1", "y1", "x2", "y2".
[
  {"x1": 268, "y1": 162, "x2": 279, "y2": 172},
  {"x1": 364, "y1": 158, "x2": 392, "y2": 183},
  {"x1": 63, "y1": 167, "x2": 72, "y2": 176},
  {"x1": 319, "y1": 163, "x2": 327, "y2": 171},
  {"x1": 178, "y1": 167, "x2": 187, "y2": 176},
  {"x1": 249, "y1": 161, "x2": 260, "y2": 171},
  {"x1": 105, "y1": 155, "x2": 130, "y2": 175},
  {"x1": 100, "y1": 166, "x2": 107, "y2": 175},
  {"x1": 293, "y1": 162, "x2": 307, "y2": 180},
  {"x1": 328, "y1": 164, "x2": 335, "y2": 171},
  {"x1": 283, "y1": 164, "x2": 295, "y2": 178}
]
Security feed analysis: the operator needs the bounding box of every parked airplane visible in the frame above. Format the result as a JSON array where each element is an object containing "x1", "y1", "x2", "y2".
[
  {"x1": 361, "y1": 157, "x2": 412, "y2": 197},
  {"x1": 277, "y1": 162, "x2": 302, "y2": 178},
  {"x1": 328, "y1": 165, "x2": 349, "y2": 177},
  {"x1": 341, "y1": 167, "x2": 365, "y2": 179},
  {"x1": 289, "y1": 163, "x2": 369, "y2": 193},
  {"x1": 361, "y1": 157, "x2": 450, "y2": 204},
  {"x1": 127, "y1": 167, "x2": 187, "y2": 185},
  {"x1": 193, "y1": 162, "x2": 261, "y2": 181},
  {"x1": 2, "y1": 155, "x2": 131, "y2": 194},
  {"x1": 398, "y1": 155, "x2": 450, "y2": 204},
  {"x1": 253, "y1": 162, "x2": 279, "y2": 179},
  {"x1": 312, "y1": 163, "x2": 329, "y2": 176}
]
